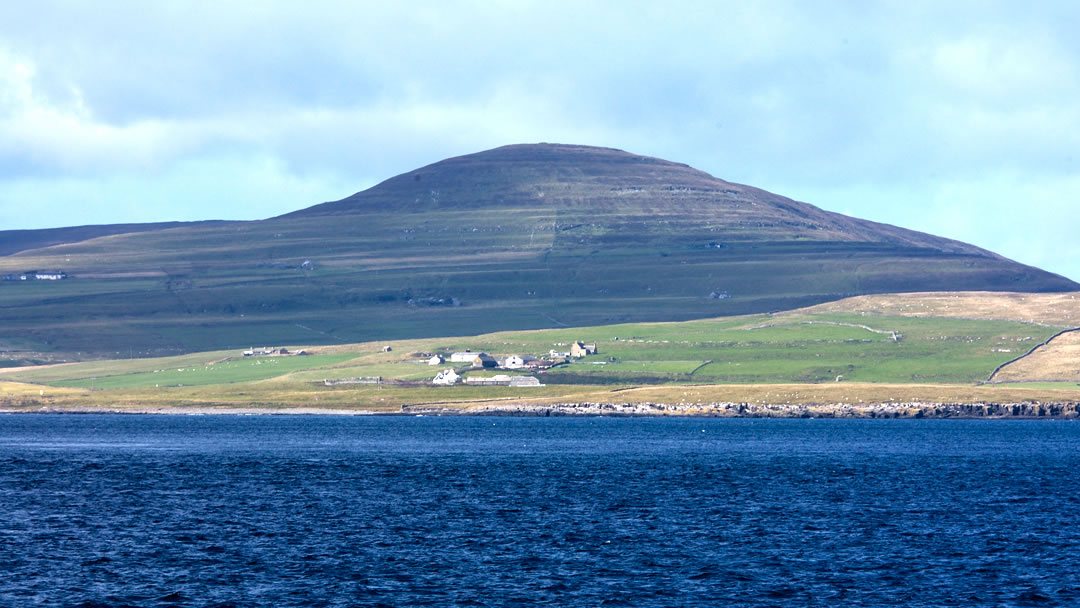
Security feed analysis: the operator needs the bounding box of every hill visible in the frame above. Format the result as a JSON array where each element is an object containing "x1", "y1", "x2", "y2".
[
  {"x1": 283, "y1": 144, "x2": 1010, "y2": 254},
  {"x1": 0, "y1": 144, "x2": 1075, "y2": 362}
]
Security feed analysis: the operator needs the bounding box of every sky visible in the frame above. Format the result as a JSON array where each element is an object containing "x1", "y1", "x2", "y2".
[{"x1": 1, "y1": 1, "x2": 1078, "y2": 281}]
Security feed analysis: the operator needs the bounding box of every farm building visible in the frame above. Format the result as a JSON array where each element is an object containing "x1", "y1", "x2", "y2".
[
  {"x1": 35, "y1": 270, "x2": 68, "y2": 280},
  {"x1": 450, "y1": 350, "x2": 475, "y2": 362},
  {"x1": 432, "y1": 369, "x2": 460, "y2": 385},
  {"x1": 464, "y1": 375, "x2": 513, "y2": 386},
  {"x1": 503, "y1": 355, "x2": 538, "y2": 369},
  {"x1": 427, "y1": 354, "x2": 445, "y2": 365},
  {"x1": 464, "y1": 375, "x2": 542, "y2": 387},
  {"x1": 473, "y1": 353, "x2": 498, "y2": 368},
  {"x1": 524, "y1": 358, "x2": 554, "y2": 370},
  {"x1": 570, "y1": 342, "x2": 598, "y2": 357},
  {"x1": 509, "y1": 376, "x2": 542, "y2": 387}
]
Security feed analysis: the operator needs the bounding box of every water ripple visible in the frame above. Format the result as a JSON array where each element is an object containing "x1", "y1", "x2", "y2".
[{"x1": 1, "y1": 415, "x2": 1078, "y2": 607}]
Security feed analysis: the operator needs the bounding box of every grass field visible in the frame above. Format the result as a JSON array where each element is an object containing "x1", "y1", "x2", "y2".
[
  {"x1": 3, "y1": 379, "x2": 1079, "y2": 417},
  {"x1": 44, "y1": 354, "x2": 361, "y2": 389}
]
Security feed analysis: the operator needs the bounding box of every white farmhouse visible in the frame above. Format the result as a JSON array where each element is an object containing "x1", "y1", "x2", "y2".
[
  {"x1": 504, "y1": 355, "x2": 538, "y2": 369},
  {"x1": 427, "y1": 355, "x2": 445, "y2": 365},
  {"x1": 450, "y1": 350, "x2": 475, "y2": 362},
  {"x1": 432, "y1": 369, "x2": 460, "y2": 385}
]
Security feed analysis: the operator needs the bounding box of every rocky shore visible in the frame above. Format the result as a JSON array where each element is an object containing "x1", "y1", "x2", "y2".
[
  {"x1": 4, "y1": 399, "x2": 1079, "y2": 418},
  {"x1": 401, "y1": 400, "x2": 1080, "y2": 418}
]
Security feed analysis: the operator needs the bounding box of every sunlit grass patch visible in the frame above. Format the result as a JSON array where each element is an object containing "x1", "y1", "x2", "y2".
[{"x1": 48, "y1": 354, "x2": 358, "y2": 389}]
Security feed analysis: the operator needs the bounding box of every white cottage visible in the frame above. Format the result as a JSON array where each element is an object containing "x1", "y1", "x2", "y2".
[
  {"x1": 432, "y1": 369, "x2": 460, "y2": 385},
  {"x1": 504, "y1": 355, "x2": 538, "y2": 369}
]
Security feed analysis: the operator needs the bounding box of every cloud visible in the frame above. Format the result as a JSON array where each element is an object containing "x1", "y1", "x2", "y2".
[
  {"x1": 0, "y1": 1, "x2": 1078, "y2": 279},
  {"x1": 913, "y1": 32, "x2": 1080, "y2": 177},
  {"x1": 0, "y1": 154, "x2": 355, "y2": 228},
  {"x1": 0, "y1": 47, "x2": 239, "y2": 177},
  {"x1": 773, "y1": 172, "x2": 1080, "y2": 282},
  {"x1": 5, "y1": 2, "x2": 1073, "y2": 185}
]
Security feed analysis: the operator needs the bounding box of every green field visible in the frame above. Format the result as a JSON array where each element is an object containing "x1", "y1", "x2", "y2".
[
  {"x1": 2, "y1": 307, "x2": 1060, "y2": 395},
  {"x1": 46, "y1": 354, "x2": 361, "y2": 390}
]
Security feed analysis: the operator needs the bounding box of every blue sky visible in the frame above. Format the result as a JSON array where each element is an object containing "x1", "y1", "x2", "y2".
[{"x1": 1, "y1": 1, "x2": 1078, "y2": 281}]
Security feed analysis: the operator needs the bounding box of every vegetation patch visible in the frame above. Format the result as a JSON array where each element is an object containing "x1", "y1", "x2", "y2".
[{"x1": 42, "y1": 354, "x2": 358, "y2": 389}]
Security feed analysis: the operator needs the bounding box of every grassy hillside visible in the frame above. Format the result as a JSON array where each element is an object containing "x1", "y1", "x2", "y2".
[
  {"x1": 0, "y1": 221, "x2": 224, "y2": 256},
  {"x1": 1, "y1": 145, "x2": 1075, "y2": 362}
]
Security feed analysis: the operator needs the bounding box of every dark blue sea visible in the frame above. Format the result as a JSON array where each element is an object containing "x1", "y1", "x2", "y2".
[{"x1": 2, "y1": 415, "x2": 1079, "y2": 607}]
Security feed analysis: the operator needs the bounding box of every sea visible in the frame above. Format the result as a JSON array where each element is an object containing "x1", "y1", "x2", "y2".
[{"x1": 1, "y1": 415, "x2": 1078, "y2": 608}]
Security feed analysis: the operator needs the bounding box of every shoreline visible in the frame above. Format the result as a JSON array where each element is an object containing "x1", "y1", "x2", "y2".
[
  {"x1": 402, "y1": 400, "x2": 1080, "y2": 418},
  {"x1": 4, "y1": 399, "x2": 1079, "y2": 418}
]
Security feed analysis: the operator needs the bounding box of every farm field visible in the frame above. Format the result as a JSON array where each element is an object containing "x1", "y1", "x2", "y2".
[
  {"x1": 3, "y1": 292, "x2": 1078, "y2": 414},
  {"x1": 45, "y1": 354, "x2": 360, "y2": 390}
]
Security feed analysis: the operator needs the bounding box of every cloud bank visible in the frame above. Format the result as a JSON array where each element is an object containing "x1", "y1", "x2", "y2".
[{"x1": 1, "y1": 1, "x2": 1077, "y2": 279}]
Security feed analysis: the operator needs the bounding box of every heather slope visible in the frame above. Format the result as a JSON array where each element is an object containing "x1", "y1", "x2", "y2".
[{"x1": 288, "y1": 144, "x2": 997, "y2": 253}]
